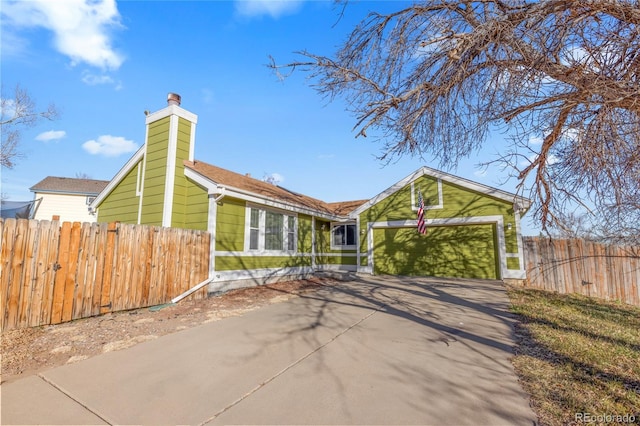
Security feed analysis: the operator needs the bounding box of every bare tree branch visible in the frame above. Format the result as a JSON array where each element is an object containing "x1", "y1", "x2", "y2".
[
  {"x1": 269, "y1": 0, "x2": 640, "y2": 241},
  {"x1": 1, "y1": 84, "x2": 58, "y2": 169}
]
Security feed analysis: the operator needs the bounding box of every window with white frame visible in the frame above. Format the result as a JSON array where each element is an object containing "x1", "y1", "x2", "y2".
[
  {"x1": 249, "y1": 208, "x2": 260, "y2": 250},
  {"x1": 331, "y1": 223, "x2": 357, "y2": 249},
  {"x1": 246, "y1": 207, "x2": 297, "y2": 252}
]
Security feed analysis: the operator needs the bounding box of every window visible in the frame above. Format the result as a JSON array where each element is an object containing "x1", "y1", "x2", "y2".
[
  {"x1": 249, "y1": 208, "x2": 260, "y2": 250},
  {"x1": 287, "y1": 216, "x2": 295, "y2": 251},
  {"x1": 265, "y1": 210, "x2": 283, "y2": 250},
  {"x1": 246, "y1": 207, "x2": 296, "y2": 252},
  {"x1": 331, "y1": 223, "x2": 357, "y2": 249}
]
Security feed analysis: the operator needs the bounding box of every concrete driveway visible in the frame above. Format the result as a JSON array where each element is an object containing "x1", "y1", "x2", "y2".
[{"x1": 1, "y1": 275, "x2": 536, "y2": 425}]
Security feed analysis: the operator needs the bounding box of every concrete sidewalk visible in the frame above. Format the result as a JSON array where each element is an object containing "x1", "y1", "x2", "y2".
[{"x1": 1, "y1": 276, "x2": 536, "y2": 425}]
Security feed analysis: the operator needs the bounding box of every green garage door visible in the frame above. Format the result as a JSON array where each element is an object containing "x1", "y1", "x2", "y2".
[{"x1": 373, "y1": 224, "x2": 500, "y2": 280}]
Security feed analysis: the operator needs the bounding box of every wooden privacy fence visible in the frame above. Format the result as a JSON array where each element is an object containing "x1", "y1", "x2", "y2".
[
  {"x1": 1, "y1": 219, "x2": 210, "y2": 331},
  {"x1": 523, "y1": 237, "x2": 640, "y2": 306}
]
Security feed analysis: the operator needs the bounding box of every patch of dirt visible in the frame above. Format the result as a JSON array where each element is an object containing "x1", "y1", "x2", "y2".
[{"x1": 1, "y1": 278, "x2": 330, "y2": 384}]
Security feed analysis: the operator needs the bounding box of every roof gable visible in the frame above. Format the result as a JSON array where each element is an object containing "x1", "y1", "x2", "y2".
[
  {"x1": 350, "y1": 166, "x2": 531, "y2": 217},
  {"x1": 31, "y1": 176, "x2": 109, "y2": 196}
]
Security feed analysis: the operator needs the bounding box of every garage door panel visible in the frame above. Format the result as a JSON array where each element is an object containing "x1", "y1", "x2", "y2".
[{"x1": 373, "y1": 224, "x2": 499, "y2": 280}]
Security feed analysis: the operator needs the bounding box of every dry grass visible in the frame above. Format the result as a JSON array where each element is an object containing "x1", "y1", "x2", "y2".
[{"x1": 507, "y1": 286, "x2": 640, "y2": 426}]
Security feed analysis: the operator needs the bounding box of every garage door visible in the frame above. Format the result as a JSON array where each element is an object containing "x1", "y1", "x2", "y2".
[{"x1": 373, "y1": 224, "x2": 500, "y2": 280}]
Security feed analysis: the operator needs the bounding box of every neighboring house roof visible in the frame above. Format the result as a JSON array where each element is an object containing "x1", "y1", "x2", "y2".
[
  {"x1": 30, "y1": 176, "x2": 110, "y2": 196},
  {"x1": 184, "y1": 160, "x2": 367, "y2": 217}
]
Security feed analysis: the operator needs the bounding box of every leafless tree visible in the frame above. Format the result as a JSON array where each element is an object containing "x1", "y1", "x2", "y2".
[
  {"x1": 1, "y1": 84, "x2": 58, "y2": 169},
  {"x1": 270, "y1": 0, "x2": 640, "y2": 241}
]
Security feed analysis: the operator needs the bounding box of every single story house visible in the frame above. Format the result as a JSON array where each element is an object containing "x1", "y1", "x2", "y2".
[
  {"x1": 92, "y1": 93, "x2": 530, "y2": 292},
  {"x1": 30, "y1": 176, "x2": 109, "y2": 223}
]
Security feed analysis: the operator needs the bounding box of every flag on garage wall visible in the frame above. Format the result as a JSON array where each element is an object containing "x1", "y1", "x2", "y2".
[{"x1": 417, "y1": 191, "x2": 427, "y2": 234}]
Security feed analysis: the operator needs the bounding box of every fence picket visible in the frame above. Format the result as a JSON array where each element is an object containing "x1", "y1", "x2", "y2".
[
  {"x1": 100, "y1": 222, "x2": 117, "y2": 314},
  {"x1": 61, "y1": 222, "x2": 82, "y2": 323},
  {"x1": 40, "y1": 221, "x2": 60, "y2": 325},
  {"x1": 19, "y1": 220, "x2": 38, "y2": 327},
  {"x1": 73, "y1": 222, "x2": 90, "y2": 320},
  {"x1": 91, "y1": 222, "x2": 108, "y2": 316},
  {"x1": 0, "y1": 218, "x2": 7, "y2": 330}
]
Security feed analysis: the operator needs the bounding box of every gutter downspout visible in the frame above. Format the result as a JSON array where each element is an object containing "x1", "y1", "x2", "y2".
[
  {"x1": 172, "y1": 187, "x2": 226, "y2": 304},
  {"x1": 213, "y1": 187, "x2": 226, "y2": 203},
  {"x1": 171, "y1": 278, "x2": 212, "y2": 303}
]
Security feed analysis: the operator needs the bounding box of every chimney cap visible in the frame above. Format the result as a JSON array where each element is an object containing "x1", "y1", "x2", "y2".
[{"x1": 167, "y1": 93, "x2": 181, "y2": 106}]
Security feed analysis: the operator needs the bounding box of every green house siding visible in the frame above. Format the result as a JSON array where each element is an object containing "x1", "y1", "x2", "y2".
[
  {"x1": 297, "y1": 214, "x2": 313, "y2": 253},
  {"x1": 506, "y1": 257, "x2": 520, "y2": 270},
  {"x1": 215, "y1": 197, "x2": 246, "y2": 252},
  {"x1": 215, "y1": 255, "x2": 311, "y2": 271},
  {"x1": 97, "y1": 161, "x2": 141, "y2": 224},
  {"x1": 315, "y1": 219, "x2": 330, "y2": 254},
  {"x1": 140, "y1": 117, "x2": 170, "y2": 225},
  {"x1": 318, "y1": 255, "x2": 358, "y2": 266},
  {"x1": 181, "y1": 181, "x2": 209, "y2": 231},
  {"x1": 373, "y1": 224, "x2": 499, "y2": 279}
]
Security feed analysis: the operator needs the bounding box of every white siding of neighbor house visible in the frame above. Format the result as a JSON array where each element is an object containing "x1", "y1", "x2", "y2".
[{"x1": 33, "y1": 193, "x2": 98, "y2": 223}]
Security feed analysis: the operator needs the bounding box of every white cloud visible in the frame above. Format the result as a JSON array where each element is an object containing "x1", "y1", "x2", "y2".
[
  {"x1": 81, "y1": 72, "x2": 114, "y2": 85},
  {"x1": 235, "y1": 0, "x2": 304, "y2": 18},
  {"x1": 547, "y1": 154, "x2": 560, "y2": 165},
  {"x1": 262, "y1": 172, "x2": 284, "y2": 184},
  {"x1": 521, "y1": 153, "x2": 560, "y2": 168},
  {"x1": 81, "y1": 71, "x2": 122, "y2": 89},
  {"x1": 474, "y1": 168, "x2": 488, "y2": 178},
  {"x1": 82, "y1": 135, "x2": 138, "y2": 157},
  {"x1": 35, "y1": 130, "x2": 66, "y2": 142},
  {"x1": 1, "y1": 0, "x2": 124, "y2": 70},
  {"x1": 528, "y1": 136, "x2": 543, "y2": 146}
]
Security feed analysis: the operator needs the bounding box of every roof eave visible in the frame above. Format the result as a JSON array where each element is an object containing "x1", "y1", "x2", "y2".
[{"x1": 31, "y1": 189, "x2": 102, "y2": 196}]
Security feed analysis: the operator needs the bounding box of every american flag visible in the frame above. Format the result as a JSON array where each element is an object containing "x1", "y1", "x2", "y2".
[{"x1": 417, "y1": 191, "x2": 427, "y2": 234}]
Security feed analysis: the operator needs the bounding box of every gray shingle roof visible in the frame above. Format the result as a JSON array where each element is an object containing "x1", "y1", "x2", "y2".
[{"x1": 30, "y1": 176, "x2": 110, "y2": 196}]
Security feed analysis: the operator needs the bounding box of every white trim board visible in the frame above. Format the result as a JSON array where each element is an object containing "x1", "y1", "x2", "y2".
[
  {"x1": 210, "y1": 266, "x2": 315, "y2": 283},
  {"x1": 410, "y1": 181, "x2": 443, "y2": 211},
  {"x1": 162, "y1": 114, "x2": 179, "y2": 227},
  {"x1": 214, "y1": 251, "x2": 358, "y2": 258},
  {"x1": 145, "y1": 104, "x2": 198, "y2": 126}
]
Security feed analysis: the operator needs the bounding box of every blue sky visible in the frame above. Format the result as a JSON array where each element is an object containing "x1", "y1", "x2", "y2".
[{"x1": 1, "y1": 0, "x2": 540, "y2": 234}]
